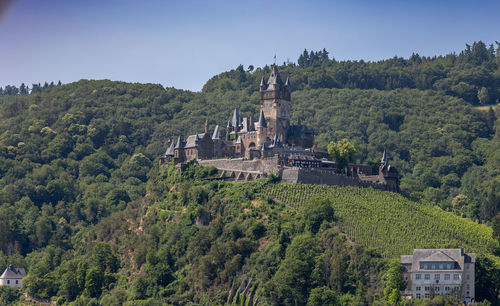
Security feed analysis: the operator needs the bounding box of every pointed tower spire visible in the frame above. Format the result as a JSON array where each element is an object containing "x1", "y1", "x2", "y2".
[
  {"x1": 175, "y1": 136, "x2": 182, "y2": 149},
  {"x1": 267, "y1": 65, "x2": 283, "y2": 86},
  {"x1": 165, "y1": 140, "x2": 175, "y2": 156},
  {"x1": 257, "y1": 109, "x2": 267, "y2": 128},
  {"x1": 381, "y1": 149, "x2": 388, "y2": 165},
  {"x1": 212, "y1": 125, "x2": 221, "y2": 139},
  {"x1": 231, "y1": 108, "x2": 241, "y2": 129}
]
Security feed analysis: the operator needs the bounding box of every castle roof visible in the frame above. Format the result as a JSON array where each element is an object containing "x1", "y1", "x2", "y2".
[
  {"x1": 257, "y1": 109, "x2": 267, "y2": 128},
  {"x1": 0, "y1": 265, "x2": 26, "y2": 279},
  {"x1": 212, "y1": 125, "x2": 221, "y2": 139},
  {"x1": 288, "y1": 124, "x2": 314, "y2": 138},
  {"x1": 185, "y1": 133, "x2": 207, "y2": 148},
  {"x1": 164, "y1": 140, "x2": 175, "y2": 156},
  {"x1": 267, "y1": 65, "x2": 283, "y2": 85},
  {"x1": 381, "y1": 149, "x2": 388, "y2": 164},
  {"x1": 175, "y1": 136, "x2": 183, "y2": 149},
  {"x1": 231, "y1": 108, "x2": 241, "y2": 128}
]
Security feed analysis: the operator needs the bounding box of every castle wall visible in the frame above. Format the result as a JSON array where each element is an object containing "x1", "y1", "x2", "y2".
[
  {"x1": 198, "y1": 156, "x2": 281, "y2": 175},
  {"x1": 282, "y1": 168, "x2": 396, "y2": 191}
]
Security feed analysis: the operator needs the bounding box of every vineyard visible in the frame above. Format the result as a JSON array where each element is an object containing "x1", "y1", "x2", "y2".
[{"x1": 261, "y1": 182, "x2": 495, "y2": 258}]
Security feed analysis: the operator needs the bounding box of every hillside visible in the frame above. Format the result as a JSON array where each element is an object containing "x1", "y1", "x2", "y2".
[
  {"x1": 262, "y1": 183, "x2": 495, "y2": 258},
  {"x1": 0, "y1": 43, "x2": 499, "y2": 304}
]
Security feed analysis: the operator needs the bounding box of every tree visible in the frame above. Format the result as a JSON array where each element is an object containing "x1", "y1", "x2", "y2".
[
  {"x1": 84, "y1": 267, "x2": 104, "y2": 298},
  {"x1": 383, "y1": 259, "x2": 406, "y2": 304},
  {"x1": 478, "y1": 87, "x2": 490, "y2": 105},
  {"x1": 493, "y1": 213, "x2": 500, "y2": 241},
  {"x1": 327, "y1": 139, "x2": 358, "y2": 174},
  {"x1": 300, "y1": 195, "x2": 335, "y2": 234}
]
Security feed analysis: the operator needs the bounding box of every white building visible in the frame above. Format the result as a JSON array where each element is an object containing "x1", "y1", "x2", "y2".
[
  {"x1": 401, "y1": 249, "x2": 475, "y2": 303},
  {"x1": 0, "y1": 265, "x2": 26, "y2": 289}
]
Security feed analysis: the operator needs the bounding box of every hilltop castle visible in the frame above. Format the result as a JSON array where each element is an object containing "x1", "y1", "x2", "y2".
[{"x1": 161, "y1": 65, "x2": 399, "y2": 192}]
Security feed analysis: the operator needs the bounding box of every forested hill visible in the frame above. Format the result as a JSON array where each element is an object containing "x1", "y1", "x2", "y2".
[
  {"x1": 203, "y1": 41, "x2": 500, "y2": 106},
  {"x1": 0, "y1": 42, "x2": 499, "y2": 304}
]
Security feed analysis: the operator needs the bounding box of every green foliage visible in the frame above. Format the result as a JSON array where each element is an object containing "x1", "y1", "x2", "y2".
[
  {"x1": 327, "y1": 138, "x2": 358, "y2": 173},
  {"x1": 0, "y1": 43, "x2": 499, "y2": 304},
  {"x1": 263, "y1": 183, "x2": 495, "y2": 257},
  {"x1": 0, "y1": 286, "x2": 20, "y2": 305},
  {"x1": 383, "y1": 260, "x2": 406, "y2": 304},
  {"x1": 300, "y1": 195, "x2": 335, "y2": 234}
]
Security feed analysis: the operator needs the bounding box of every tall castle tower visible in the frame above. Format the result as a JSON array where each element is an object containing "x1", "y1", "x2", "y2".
[{"x1": 259, "y1": 65, "x2": 291, "y2": 143}]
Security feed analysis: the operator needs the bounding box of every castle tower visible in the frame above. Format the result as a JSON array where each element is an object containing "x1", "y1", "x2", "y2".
[{"x1": 260, "y1": 65, "x2": 291, "y2": 143}]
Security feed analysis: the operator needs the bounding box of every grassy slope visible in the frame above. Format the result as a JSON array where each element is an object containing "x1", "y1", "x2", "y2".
[{"x1": 261, "y1": 182, "x2": 495, "y2": 258}]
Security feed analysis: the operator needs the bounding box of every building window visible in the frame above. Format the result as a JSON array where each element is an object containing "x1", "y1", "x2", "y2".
[
  {"x1": 415, "y1": 274, "x2": 421, "y2": 280},
  {"x1": 7, "y1": 280, "x2": 9, "y2": 284},
  {"x1": 466, "y1": 274, "x2": 470, "y2": 280},
  {"x1": 416, "y1": 293, "x2": 421, "y2": 299},
  {"x1": 445, "y1": 286, "x2": 450, "y2": 291},
  {"x1": 435, "y1": 286, "x2": 440, "y2": 292},
  {"x1": 425, "y1": 286, "x2": 430, "y2": 291},
  {"x1": 435, "y1": 274, "x2": 440, "y2": 280},
  {"x1": 453, "y1": 274, "x2": 459, "y2": 281},
  {"x1": 404, "y1": 275, "x2": 408, "y2": 281},
  {"x1": 425, "y1": 293, "x2": 430, "y2": 298},
  {"x1": 416, "y1": 286, "x2": 421, "y2": 291},
  {"x1": 444, "y1": 274, "x2": 450, "y2": 280},
  {"x1": 466, "y1": 284, "x2": 470, "y2": 290},
  {"x1": 424, "y1": 274, "x2": 430, "y2": 280},
  {"x1": 15, "y1": 280, "x2": 18, "y2": 284}
]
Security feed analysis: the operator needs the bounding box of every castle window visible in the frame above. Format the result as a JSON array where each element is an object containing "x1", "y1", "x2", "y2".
[
  {"x1": 15, "y1": 280, "x2": 18, "y2": 284},
  {"x1": 7, "y1": 280, "x2": 10, "y2": 284},
  {"x1": 435, "y1": 274, "x2": 440, "y2": 280},
  {"x1": 466, "y1": 274, "x2": 470, "y2": 280},
  {"x1": 415, "y1": 274, "x2": 421, "y2": 280},
  {"x1": 424, "y1": 274, "x2": 430, "y2": 280},
  {"x1": 444, "y1": 274, "x2": 450, "y2": 280},
  {"x1": 453, "y1": 274, "x2": 459, "y2": 280},
  {"x1": 416, "y1": 286, "x2": 421, "y2": 291}
]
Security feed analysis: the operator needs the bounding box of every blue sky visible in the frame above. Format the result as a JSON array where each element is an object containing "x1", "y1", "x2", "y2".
[{"x1": 1, "y1": 0, "x2": 499, "y2": 91}]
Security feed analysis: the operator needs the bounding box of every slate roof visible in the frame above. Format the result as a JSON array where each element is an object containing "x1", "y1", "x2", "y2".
[
  {"x1": 212, "y1": 125, "x2": 221, "y2": 139},
  {"x1": 402, "y1": 249, "x2": 475, "y2": 272},
  {"x1": 267, "y1": 65, "x2": 284, "y2": 89},
  {"x1": 0, "y1": 265, "x2": 26, "y2": 279},
  {"x1": 257, "y1": 110, "x2": 267, "y2": 128},
  {"x1": 164, "y1": 141, "x2": 175, "y2": 156},
  {"x1": 288, "y1": 125, "x2": 314, "y2": 138},
  {"x1": 185, "y1": 133, "x2": 207, "y2": 148}
]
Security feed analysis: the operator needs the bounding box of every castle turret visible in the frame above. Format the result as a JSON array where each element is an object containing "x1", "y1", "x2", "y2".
[
  {"x1": 260, "y1": 65, "x2": 290, "y2": 144},
  {"x1": 231, "y1": 108, "x2": 241, "y2": 131},
  {"x1": 204, "y1": 119, "x2": 209, "y2": 134}
]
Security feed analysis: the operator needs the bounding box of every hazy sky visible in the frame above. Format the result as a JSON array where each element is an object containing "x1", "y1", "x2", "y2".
[{"x1": 1, "y1": 0, "x2": 499, "y2": 91}]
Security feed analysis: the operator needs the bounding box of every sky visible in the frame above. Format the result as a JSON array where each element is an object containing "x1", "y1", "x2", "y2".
[{"x1": 1, "y1": 0, "x2": 499, "y2": 92}]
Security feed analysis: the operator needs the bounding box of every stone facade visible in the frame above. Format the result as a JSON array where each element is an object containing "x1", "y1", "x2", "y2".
[
  {"x1": 160, "y1": 65, "x2": 400, "y2": 191},
  {"x1": 401, "y1": 249, "x2": 475, "y2": 303}
]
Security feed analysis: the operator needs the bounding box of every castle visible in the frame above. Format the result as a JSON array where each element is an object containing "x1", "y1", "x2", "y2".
[{"x1": 160, "y1": 65, "x2": 399, "y2": 192}]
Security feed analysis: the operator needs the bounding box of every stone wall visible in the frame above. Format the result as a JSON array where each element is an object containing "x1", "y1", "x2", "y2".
[
  {"x1": 282, "y1": 168, "x2": 394, "y2": 191},
  {"x1": 198, "y1": 156, "x2": 281, "y2": 174}
]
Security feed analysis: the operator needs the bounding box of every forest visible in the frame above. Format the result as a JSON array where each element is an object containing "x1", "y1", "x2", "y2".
[{"x1": 0, "y1": 41, "x2": 499, "y2": 304}]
